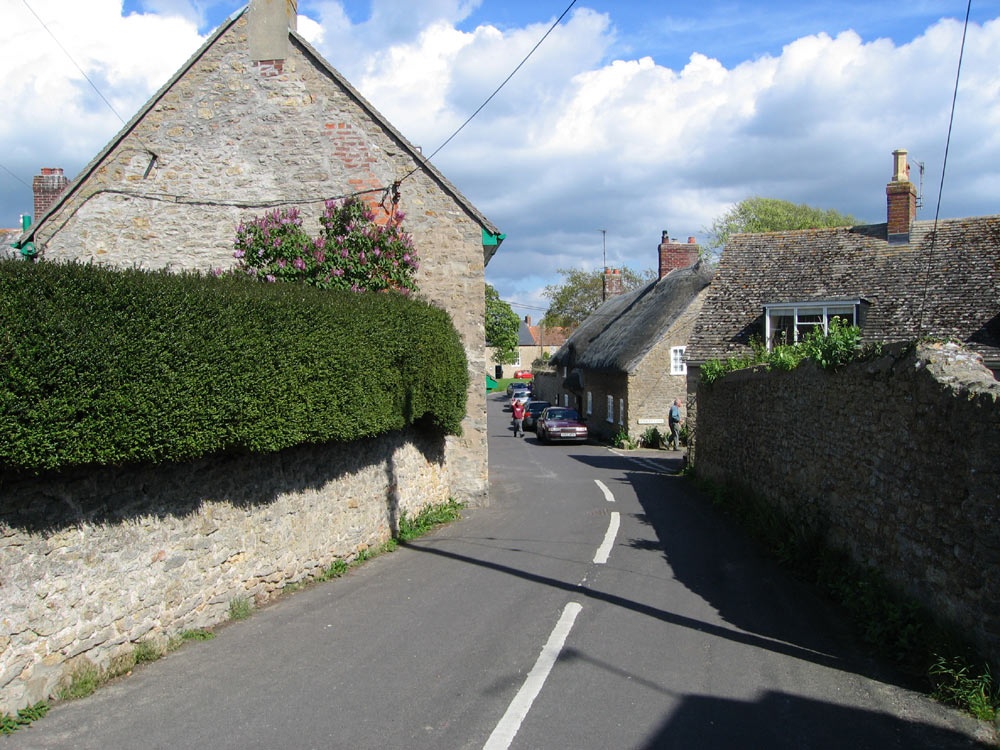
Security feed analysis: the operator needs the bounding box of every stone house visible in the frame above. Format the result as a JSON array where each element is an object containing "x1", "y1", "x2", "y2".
[
  {"x1": 14, "y1": 0, "x2": 501, "y2": 503},
  {"x1": 685, "y1": 148, "x2": 1000, "y2": 433},
  {"x1": 488, "y1": 314, "x2": 570, "y2": 379},
  {"x1": 536, "y1": 235, "x2": 713, "y2": 443}
]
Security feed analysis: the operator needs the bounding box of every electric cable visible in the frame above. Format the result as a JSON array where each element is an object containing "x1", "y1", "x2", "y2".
[
  {"x1": 20, "y1": 0, "x2": 159, "y2": 160},
  {"x1": 400, "y1": 0, "x2": 579, "y2": 183},
  {"x1": 917, "y1": 0, "x2": 971, "y2": 334}
]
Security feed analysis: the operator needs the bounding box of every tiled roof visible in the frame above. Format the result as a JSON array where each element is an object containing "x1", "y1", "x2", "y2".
[
  {"x1": 686, "y1": 216, "x2": 1000, "y2": 364},
  {"x1": 527, "y1": 323, "x2": 570, "y2": 348},
  {"x1": 550, "y1": 260, "x2": 714, "y2": 374}
]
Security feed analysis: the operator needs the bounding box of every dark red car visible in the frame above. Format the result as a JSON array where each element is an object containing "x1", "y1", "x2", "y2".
[{"x1": 536, "y1": 407, "x2": 589, "y2": 443}]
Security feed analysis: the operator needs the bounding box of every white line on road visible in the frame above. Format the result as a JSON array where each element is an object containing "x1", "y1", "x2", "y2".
[
  {"x1": 593, "y1": 511, "x2": 620, "y2": 564},
  {"x1": 594, "y1": 479, "x2": 614, "y2": 502},
  {"x1": 483, "y1": 602, "x2": 583, "y2": 750}
]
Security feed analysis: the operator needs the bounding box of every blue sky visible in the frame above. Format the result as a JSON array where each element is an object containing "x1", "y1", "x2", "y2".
[{"x1": 5, "y1": 1, "x2": 1000, "y2": 317}]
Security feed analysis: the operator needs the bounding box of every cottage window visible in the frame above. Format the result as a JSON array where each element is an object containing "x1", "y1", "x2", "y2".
[
  {"x1": 764, "y1": 301, "x2": 862, "y2": 349},
  {"x1": 619, "y1": 398, "x2": 625, "y2": 425},
  {"x1": 670, "y1": 346, "x2": 686, "y2": 375},
  {"x1": 606, "y1": 396, "x2": 614, "y2": 423},
  {"x1": 586, "y1": 391, "x2": 593, "y2": 415}
]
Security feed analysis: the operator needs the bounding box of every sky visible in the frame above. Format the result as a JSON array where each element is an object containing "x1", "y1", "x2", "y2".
[{"x1": 3, "y1": 0, "x2": 1000, "y2": 320}]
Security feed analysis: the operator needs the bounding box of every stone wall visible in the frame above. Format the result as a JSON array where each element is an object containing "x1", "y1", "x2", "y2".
[
  {"x1": 31, "y1": 14, "x2": 489, "y2": 506},
  {"x1": 0, "y1": 428, "x2": 449, "y2": 714},
  {"x1": 693, "y1": 342, "x2": 1000, "y2": 665}
]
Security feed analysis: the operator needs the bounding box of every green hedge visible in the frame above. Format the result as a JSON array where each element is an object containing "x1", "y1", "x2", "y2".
[{"x1": 0, "y1": 260, "x2": 469, "y2": 472}]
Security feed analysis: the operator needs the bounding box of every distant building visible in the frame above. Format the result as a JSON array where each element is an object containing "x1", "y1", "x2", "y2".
[{"x1": 540, "y1": 234, "x2": 712, "y2": 442}]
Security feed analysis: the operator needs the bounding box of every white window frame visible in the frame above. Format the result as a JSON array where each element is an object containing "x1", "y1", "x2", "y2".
[
  {"x1": 606, "y1": 395, "x2": 614, "y2": 424},
  {"x1": 586, "y1": 391, "x2": 593, "y2": 415},
  {"x1": 670, "y1": 346, "x2": 687, "y2": 375},
  {"x1": 763, "y1": 300, "x2": 861, "y2": 350}
]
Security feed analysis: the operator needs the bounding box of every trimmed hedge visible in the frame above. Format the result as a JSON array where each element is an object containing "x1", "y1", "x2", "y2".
[{"x1": 0, "y1": 260, "x2": 469, "y2": 472}]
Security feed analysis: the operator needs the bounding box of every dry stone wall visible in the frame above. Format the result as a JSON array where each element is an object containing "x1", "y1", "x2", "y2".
[
  {"x1": 694, "y1": 342, "x2": 1000, "y2": 665},
  {"x1": 0, "y1": 428, "x2": 448, "y2": 714}
]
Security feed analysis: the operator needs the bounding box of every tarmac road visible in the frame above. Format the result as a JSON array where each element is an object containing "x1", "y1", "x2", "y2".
[{"x1": 7, "y1": 393, "x2": 995, "y2": 749}]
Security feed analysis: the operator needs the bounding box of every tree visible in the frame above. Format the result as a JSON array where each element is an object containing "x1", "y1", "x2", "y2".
[
  {"x1": 485, "y1": 283, "x2": 520, "y2": 365},
  {"x1": 705, "y1": 196, "x2": 861, "y2": 251},
  {"x1": 541, "y1": 266, "x2": 654, "y2": 328}
]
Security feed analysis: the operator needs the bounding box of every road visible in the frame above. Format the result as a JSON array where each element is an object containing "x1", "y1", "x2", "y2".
[{"x1": 8, "y1": 393, "x2": 993, "y2": 748}]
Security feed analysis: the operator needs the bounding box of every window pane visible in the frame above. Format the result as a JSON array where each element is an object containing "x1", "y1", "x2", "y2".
[{"x1": 771, "y1": 314, "x2": 794, "y2": 346}]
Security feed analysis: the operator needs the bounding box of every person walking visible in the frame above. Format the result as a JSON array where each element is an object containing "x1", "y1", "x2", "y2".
[
  {"x1": 511, "y1": 398, "x2": 526, "y2": 437},
  {"x1": 668, "y1": 398, "x2": 683, "y2": 450}
]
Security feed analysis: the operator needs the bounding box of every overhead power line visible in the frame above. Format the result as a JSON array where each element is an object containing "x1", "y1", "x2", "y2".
[
  {"x1": 21, "y1": 0, "x2": 130, "y2": 127},
  {"x1": 403, "y1": 0, "x2": 579, "y2": 181}
]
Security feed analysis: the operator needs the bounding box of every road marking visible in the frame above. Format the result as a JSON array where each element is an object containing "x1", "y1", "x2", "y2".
[
  {"x1": 594, "y1": 479, "x2": 614, "y2": 502},
  {"x1": 593, "y1": 511, "x2": 620, "y2": 564},
  {"x1": 483, "y1": 602, "x2": 583, "y2": 750}
]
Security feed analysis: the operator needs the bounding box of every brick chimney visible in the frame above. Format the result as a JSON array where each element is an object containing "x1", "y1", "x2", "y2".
[
  {"x1": 33, "y1": 167, "x2": 69, "y2": 221},
  {"x1": 524, "y1": 315, "x2": 532, "y2": 326},
  {"x1": 603, "y1": 267, "x2": 624, "y2": 300},
  {"x1": 886, "y1": 148, "x2": 917, "y2": 244},
  {"x1": 249, "y1": 0, "x2": 298, "y2": 71},
  {"x1": 658, "y1": 231, "x2": 699, "y2": 279}
]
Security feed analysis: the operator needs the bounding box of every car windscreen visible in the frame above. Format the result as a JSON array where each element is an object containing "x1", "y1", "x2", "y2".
[{"x1": 545, "y1": 409, "x2": 579, "y2": 421}]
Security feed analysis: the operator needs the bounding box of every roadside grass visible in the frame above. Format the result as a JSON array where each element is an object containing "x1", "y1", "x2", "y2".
[
  {"x1": 695, "y1": 476, "x2": 1000, "y2": 721},
  {"x1": 0, "y1": 498, "x2": 465, "y2": 735}
]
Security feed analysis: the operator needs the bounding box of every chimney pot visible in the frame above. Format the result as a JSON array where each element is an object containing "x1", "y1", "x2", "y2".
[
  {"x1": 886, "y1": 148, "x2": 917, "y2": 242},
  {"x1": 658, "y1": 231, "x2": 699, "y2": 279}
]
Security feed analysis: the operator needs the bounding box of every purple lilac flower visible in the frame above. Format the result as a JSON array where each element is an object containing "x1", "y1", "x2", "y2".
[
  {"x1": 293, "y1": 258, "x2": 306, "y2": 270},
  {"x1": 265, "y1": 274, "x2": 276, "y2": 283}
]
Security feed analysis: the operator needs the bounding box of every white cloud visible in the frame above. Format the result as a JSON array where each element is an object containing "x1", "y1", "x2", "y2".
[{"x1": 2, "y1": 2, "x2": 998, "y2": 321}]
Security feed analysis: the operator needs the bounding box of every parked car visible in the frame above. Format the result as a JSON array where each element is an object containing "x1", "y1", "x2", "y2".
[
  {"x1": 506, "y1": 380, "x2": 533, "y2": 397},
  {"x1": 523, "y1": 400, "x2": 551, "y2": 431},
  {"x1": 513, "y1": 370, "x2": 534, "y2": 379},
  {"x1": 536, "y1": 407, "x2": 589, "y2": 443}
]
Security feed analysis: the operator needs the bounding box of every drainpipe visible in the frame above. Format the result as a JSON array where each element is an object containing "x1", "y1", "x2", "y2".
[{"x1": 14, "y1": 214, "x2": 37, "y2": 260}]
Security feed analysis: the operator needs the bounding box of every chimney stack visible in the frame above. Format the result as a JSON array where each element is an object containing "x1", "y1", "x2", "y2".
[
  {"x1": 249, "y1": 0, "x2": 298, "y2": 70},
  {"x1": 886, "y1": 148, "x2": 917, "y2": 244},
  {"x1": 603, "y1": 267, "x2": 624, "y2": 300},
  {"x1": 658, "y1": 231, "x2": 699, "y2": 279},
  {"x1": 33, "y1": 167, "x2": 68, "y2": 221},
  {"x1": 524, "y1": 315, "x2": 532, "y2": 326}
]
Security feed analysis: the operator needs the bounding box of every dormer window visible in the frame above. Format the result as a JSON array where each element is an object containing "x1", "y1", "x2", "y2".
[{"x1": 763, "y1": 300, "x2": 864, "y2": 349}]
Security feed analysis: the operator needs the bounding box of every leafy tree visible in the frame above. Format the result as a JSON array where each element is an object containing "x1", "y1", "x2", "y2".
[
  {"x1": 485, "y1": 283, "x2": 520, "y2": 365},
  {"x1": 541, "y1": 266, "x2": 654, "y2": 328},
  {"x1": 706, "y1": 196, "x2": 861, "y2": 251}
]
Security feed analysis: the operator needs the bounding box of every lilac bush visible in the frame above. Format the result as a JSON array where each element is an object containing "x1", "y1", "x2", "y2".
[{"x1": 233, "y1": 197, "x2": 419, "y2": 294}]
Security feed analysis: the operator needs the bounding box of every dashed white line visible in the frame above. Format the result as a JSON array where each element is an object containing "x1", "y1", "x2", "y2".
[
  {"x1": 594, "y1": 479, "x2": 614, "y2": 502},
  {"x1": 483, "y1": 602, "x2": 583, "y2": 750},
  {"x1": 593, "y1": 511, "x2": 620, "y2": 564}
]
